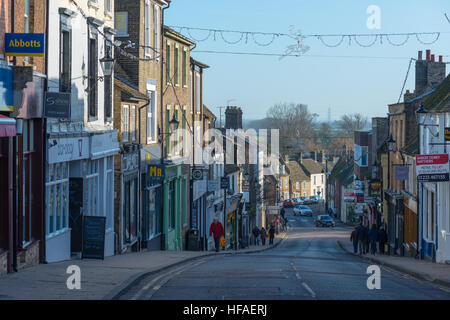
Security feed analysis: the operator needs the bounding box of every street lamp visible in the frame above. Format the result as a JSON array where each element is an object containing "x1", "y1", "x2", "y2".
[
  {"x1": 387, "y1": 135, "x2": 396, "y2": 152},
  {"x1": 100, "y1": 48, "x2": 115, "y2": 77},
  {"x1": 169, "y1": 113, "x2": 179, "y2": 133}
]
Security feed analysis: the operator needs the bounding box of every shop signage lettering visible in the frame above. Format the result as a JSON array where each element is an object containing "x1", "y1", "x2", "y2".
[
  {"x1": 445, "y1": 128, "x2": 450, "y2": 141},
  {"x1": 416, "y1": 154, "x2": 449, "y2": 182},
  {"x1": 147, "y1": 164, "x2": 165, "y2": 184},
  {"x1": 44, "y1": 92, "x2": 71, "y2": 118},
  {"x1": 5, "y1": 33, "x2": 45, "y2": 56},
  {"x1": 48, "y1": 137, "x2": 90, "y2": 164}
]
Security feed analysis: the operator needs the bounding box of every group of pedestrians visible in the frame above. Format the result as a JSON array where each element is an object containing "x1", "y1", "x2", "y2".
[
  {"x1": 350, "y1": 222, "x2": 388, "y2": 255},
  {"x1": 252, "y1": 224, "x2": 275, "y2": 246}
]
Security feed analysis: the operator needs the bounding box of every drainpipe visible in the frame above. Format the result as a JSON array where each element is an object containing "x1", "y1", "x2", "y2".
[
  {"x1": 159, "y1": 1, "x2": 171, "y2": 250},
  {"x1": 42, "y1": 0, "x2": 50, "y2": 264}
]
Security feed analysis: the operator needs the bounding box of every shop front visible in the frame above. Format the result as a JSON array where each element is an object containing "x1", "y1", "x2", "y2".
[
  {"x1": 114, "y1": 144, "x2": 140, "y2": 254},
  {"x1": 45, "y1": 131, "x2": 118, "y2": 262},
  {"x1": 163, "y1": 162, "x2": 188, "y2": 251}
]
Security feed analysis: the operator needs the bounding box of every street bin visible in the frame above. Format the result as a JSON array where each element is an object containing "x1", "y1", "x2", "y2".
[{"x1": 186, "y1": 229, "x2": 200, "y2": 251}]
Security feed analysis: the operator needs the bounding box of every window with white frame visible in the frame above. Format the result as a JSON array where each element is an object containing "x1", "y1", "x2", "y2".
[
  {"x1": 182, "y1": 49, "x2": 187, "y2": 87},
  {"x1": 174, "y1": 46, "x2": 179, "y2": 85},
  {"x1": 146, "y1": 90, "x2": 157, "y2": 143},
  {"x1": 86, "y1": 160, "x2": 99, "y2": 216},
  {"x1": 106, "y1": 157, "x2": 114, "y2": 231},
  {"x1": 153, "y1": 5, "x2": 159, "y2": 57},
  {"x1": 105, "y1": 0, "x2": 112, "y2": 14},
  {"x1": 144, "y1": 0, "x2": 151, "y2": 57},
  {"x1": 131, "y1": 105, "x2": 136, "y2": 141},
  {"x1": 195, "y1": 73, "x2": 200, "y2": 112},
  {"x1": 122, "y1": 104, "x2": 129, "y2": 142},
  {"x1": 46, "y1": 163, "x2": 69, "y2": 235},
  {"x1": 24, "y1": 0, "x2": 30, "y2": 33},
  {"x1": 303, "y1": 181, "x2": 306, "y2": 189},
  {"x1": 190, "y1": 70, "x2": 193, "y2": 112},
  {"x1": 313, "y1": 176, "x2": 316, "y2": 185},
  {"x1": 296, "y1": 182, "x2": 299, "y2": 190}
]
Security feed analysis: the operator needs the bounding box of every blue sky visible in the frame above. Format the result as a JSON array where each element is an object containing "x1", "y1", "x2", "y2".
[{"x1": 165, "y1": 0, "x2": 450, "y2": 121}]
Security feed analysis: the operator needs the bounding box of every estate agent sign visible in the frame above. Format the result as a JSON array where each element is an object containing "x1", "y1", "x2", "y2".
[{"x1": 416, "y1": 154, "x2": 449, "y2": 183}]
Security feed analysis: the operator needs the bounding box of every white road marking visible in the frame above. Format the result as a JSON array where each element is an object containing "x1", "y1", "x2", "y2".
[
  {"x1": 132, "y1": 259, "x2": 206, "y2": 300},
  {"x1": 302, "y1": 282, "x2": 316, "y2": 298}
]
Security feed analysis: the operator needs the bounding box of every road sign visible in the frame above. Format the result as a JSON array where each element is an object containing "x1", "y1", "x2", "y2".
[{"x1": 416, "y1": 154, "x2": 449, "y2": 182}]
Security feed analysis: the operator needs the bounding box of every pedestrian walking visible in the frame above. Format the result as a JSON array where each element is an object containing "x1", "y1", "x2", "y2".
[
  {"x1": 260, "y1": 227, "x2": 267, "y2": 245},
  {"x1": 350, "y1": 227, "x2": 358, "y2": 254},
  {"x1": 209, "y1": 218, "x2": 224, "y2": 252},
  {"x1": 280, "y1": 207, "x2": 285, "y2": 220},
  {"x1": 378, "y1": 226, "x2": 387, "y2": 255},
  {"x1": 252, "y1": 226, "x2": 260, "y2": 246},
  {"x1": 268, "y1": 224, "x2": 275, "y2": 245},
  {"x1": 363, "y1": 223, "x2": 370, "y2": 254},
  {"x1": 356, "y1": 222, "x2": 366, "y2": 255},
  {"x1": 368, "y1": 224, "x2": 378, "y2": 254}
]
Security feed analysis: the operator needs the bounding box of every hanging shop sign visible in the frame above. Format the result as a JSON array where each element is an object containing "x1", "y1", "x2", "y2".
[
  {"x1": 90, "y1": 131, "x2": 120, "y2": 159},
  {"x1": 5, "y1": 33, "x2": 45, "y2": 57},
  {"x1": 394, "y1": 165, "x2": 409, "y2": 181},
  {"x1": 191, "y1": 168, "x2": 203, "y2": 180},
  {"x1": 44, "y1": 92, "x2": 71, "y2": 118},
  {"x1": 416, "y1": 154, "x2": 449, "y2": 183}
]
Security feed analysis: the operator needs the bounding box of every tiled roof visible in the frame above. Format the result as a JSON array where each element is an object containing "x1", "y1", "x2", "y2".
[
  {"x1": 423, "y1": 74, "x2": 450, "y2": 112},
  {"x1": 300, "y1": 158, "x2": 325, "y2": 175},
  {"x1": 285, "y1": 159, "x2": 309, "y2": 181}
]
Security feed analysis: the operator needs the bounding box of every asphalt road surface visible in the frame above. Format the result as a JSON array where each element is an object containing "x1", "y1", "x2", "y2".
[{"x1": 120, "y1": 204, "x2": 450, "y2": 300}]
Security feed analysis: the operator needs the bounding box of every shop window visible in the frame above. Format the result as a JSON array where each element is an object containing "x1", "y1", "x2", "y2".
[
  {"x1": 86, "y1": 160, "x2": 99, "y2": 216},
  {"x1": 123, "y1": 177, "x2": 138, "y2": 243},
  {"x1": 169, "y1": 180, "x2": 175, "y2": 230},
  {"x1": 46, "y1": 162, "x2": 69, "y2": 236}
]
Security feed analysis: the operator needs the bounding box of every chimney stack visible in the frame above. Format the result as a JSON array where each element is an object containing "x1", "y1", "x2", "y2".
[
  {"x1": 439, "y1": 55, "x2": 443, "y2": 63},
  {"x1": 418, "y1": 51, "x2": 423, "y2": 60},
  {"x1": 431, "y1": 54, "x2": 435, "y2": 62},
  {"x1": 426, "y1": 50, "x2": 431, "y2": 61},
  {"x1": 406, "y1": 89, "x2": 410, "y2": 94}
]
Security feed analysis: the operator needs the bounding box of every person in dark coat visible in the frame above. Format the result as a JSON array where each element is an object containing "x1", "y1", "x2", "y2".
[
  {"x1": 368, "y1": 224, "x2": 379, "y2": 254},
  {"x1": 260, "y1": 227, "x2": 267, "y2": 245},
  {"x1": 356, "y1": 223, "x2": 366, "y2": 255},
  {"x1": 350, "y1": 227, "x2": 359, "y2": 253},
  {"x1": 268, "y1": 225, "x2": 275, "y2": 245},
  {"x1": 252, "y1": 226, "x2": 260, "y2": 245},
  {"x1": 378, "y1": 226, "x2": 387, "y2": 255},
  {"x1": 209, "y1": 218, "x2": 224, "y2": 252},
  {"x1": 363, "y1": 223, "x2": 370, "y2": 254}
]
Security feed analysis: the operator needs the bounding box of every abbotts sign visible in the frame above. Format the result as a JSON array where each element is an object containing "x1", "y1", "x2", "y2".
[{"x1": 5, "y1": 33, "x2": 45, "y2": 56}]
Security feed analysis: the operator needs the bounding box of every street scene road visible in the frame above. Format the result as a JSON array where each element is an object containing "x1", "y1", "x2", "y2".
[{"x1": 119, "y1": 205, "x2": 450, "y2": 300}]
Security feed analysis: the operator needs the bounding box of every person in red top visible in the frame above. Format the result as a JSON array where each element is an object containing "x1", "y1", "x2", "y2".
[{"x1": 209, "y1": 218, "x2": 224, "y2": 252}]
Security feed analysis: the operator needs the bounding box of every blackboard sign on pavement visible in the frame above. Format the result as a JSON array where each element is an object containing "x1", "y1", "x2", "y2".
[{"x1": 82, "y1": 216, "x2": 106, "y2": 260}]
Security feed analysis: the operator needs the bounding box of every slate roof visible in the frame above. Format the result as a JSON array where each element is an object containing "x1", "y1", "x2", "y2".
[{"x1": 423, "y1": 74, "x2": 450, "y2": 112}]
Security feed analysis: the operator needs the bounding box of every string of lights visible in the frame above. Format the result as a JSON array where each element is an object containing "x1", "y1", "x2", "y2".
[{"x1": 168, "y1": 25, "x2": 448, "y2": 48}]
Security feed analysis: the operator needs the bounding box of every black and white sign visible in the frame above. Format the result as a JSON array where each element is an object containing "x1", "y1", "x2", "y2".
[
  {"x1": 44, "y1": 92, "x2": 71, "y2": 118},
  {"x1": 192, "y1": 168, "x2": 203, "y2": 180},
  {"x1": 221, "y1": 177, "x2": 230, "y2": 189},
  {"x1": 47, "y1": 137, "x2": 90, "y2": 164},
  {"x1": 82, "y1": 216, "x2": 106, "y2": 260}
]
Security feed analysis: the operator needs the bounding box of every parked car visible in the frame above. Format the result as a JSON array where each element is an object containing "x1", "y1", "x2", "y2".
[
  {"x1": 283, "y1": 200, "x2": 294, "y2": 208},
  {"x1": 305, "y1": 196, "x2": 316, "y2": 205},
  {"x1": 315, "y1": 215, "x2": 335, "y2": 227},
  {"x1": 293, "y1": 205, "x2": 313, "y2": 217}
]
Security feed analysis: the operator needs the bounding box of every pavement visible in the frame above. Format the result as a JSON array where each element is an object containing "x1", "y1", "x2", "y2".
[
  {"x1": 0, "y1": 231, "x2": 286, "y2": 300},
  {"x1": 337, "y1": 238, "x2": 450, "y2": 288}
]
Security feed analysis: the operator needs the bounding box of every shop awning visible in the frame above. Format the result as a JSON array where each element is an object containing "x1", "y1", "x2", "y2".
[{"x1": 0, "y1": 115, "x2": 16, "y2": 137}]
